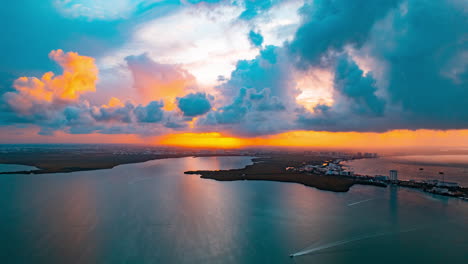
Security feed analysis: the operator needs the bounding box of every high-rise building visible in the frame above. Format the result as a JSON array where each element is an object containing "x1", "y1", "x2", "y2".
[{"x1": 389, "y1": 170, "x2": 398, "y2": 181}]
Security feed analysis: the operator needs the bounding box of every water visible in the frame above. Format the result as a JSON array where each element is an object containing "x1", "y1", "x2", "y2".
[
  {"x1": 342, "y1": 155, "x2": 468, "y2": 186},
  {"x1": 0, "y1": 156, "x2": 467, "y2": 263},
  {"x1": 0, "y1": 164, "x2": 38, "y2": 173}
]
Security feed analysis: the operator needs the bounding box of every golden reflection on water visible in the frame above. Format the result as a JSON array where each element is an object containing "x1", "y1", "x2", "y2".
[{"x1": 174, "y1": 157, "x2": 241, "y2": 259}]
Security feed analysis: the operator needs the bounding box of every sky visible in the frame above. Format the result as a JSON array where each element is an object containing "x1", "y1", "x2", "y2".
[{"x1": 0, "y1": 0, "x2": 467, "y2": 149}]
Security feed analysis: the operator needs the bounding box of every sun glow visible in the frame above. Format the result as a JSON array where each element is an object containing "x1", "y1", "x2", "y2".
[
  {"x1": 158, "y1": 130, "x2": 468, "y2": 150},
  {"x1": 160, "y1": 133, "x2": 245, "y2": 149},
  {"x1": 3, "y1": 126, "x2": 468, "y2": 150}
]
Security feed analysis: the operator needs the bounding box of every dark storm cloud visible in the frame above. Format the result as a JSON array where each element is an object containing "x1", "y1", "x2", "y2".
[
  {"x1": 368, "y1": 0, "x2": 468, "y2": 129},
  {"x1": 289, "y1": 0, "x2": 402, "y2": 66},
  {"x1": 334, "y1": 55, "x2": 385, "y2": 117},
  {"x1": 289, "y1": 0, "x2": 468, "y2": 132}
]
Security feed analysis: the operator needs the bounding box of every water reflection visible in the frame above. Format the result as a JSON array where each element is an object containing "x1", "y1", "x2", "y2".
[
  {"x1": 0, "y1": 157, "x2": 467, "y2": 264},
  {"x1": 389, "y1": 186, "x2": 399, "y2": 230},
  {"x1": 343, "y1": 156, "x2": 468, "y2": 185}
]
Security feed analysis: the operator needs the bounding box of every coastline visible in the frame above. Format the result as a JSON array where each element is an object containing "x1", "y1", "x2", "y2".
[
  {"x1": 0, "y1": 153, "x2": 243, "y2": 175},
  {"x1": 185, "y1": 156, "x2": 386, "y2": 193},
  {"x1": 2, "y1": 150, "x2": 467, "y2": 199},
  {"x1": 186, "y1": 156, "x2": 468, "y2": 199}
]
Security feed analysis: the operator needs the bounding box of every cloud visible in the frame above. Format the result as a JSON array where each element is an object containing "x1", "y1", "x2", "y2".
[
  {"x1": 2, "y1": 0, "x2": 467, "y2": 140},
  {"x1": 297, "y1": 56, "x2": 389, "y2": 132},
  {"x1": 197, "y1": 87, "x2": 293, "y2": 136},
  {"x1": 218, "y1": 45, "x2": 298, "y2": 104},
  {"x1": 98, "y1": 1, "x2": 303, "y2": 87},
  {"x1": 239, "y1": 0, "x2": 274, "y2": 20},
  {"x1": 99, "y1": 4, "x2": 257, "y2": 86},
  {"x1": 134, "y1": 100, "x2": 165, "y2": 123},
  {"x1": 53, "y1": 0, "x2": 162, "y2": 20},
  {"x1": 287, "y1": 0, "x2": 468, "y2": 132},
  {"x1": 91, "y1": 101, "x2": 135, "y2": 123},
  {"x1": 4, "y1": 49, "x2": 98, "y2": 115},
  {"x1": 248, "y1": 30, "x2": 264, "y2": 47},
  {"x1": 365, "y1": 0, "x2": 468, "y2": 129},
  {"x1": 289, "y1": 0, "x2": 401, "y2": 66},
  {"x1": 125, "y1": 53, "x2": 195, "y2": 108},
  {"x1": 177, "y1": 93, "x2": 212, "y2": 117},
  {"x1": 0, "y1": 49, "x2": 191, "y2": 136},
  {"x1": 43, "y1": 99, "x2": 183, "y2": 135},
  {"x1": 334, "y1": 55, "x2": 385, "y2": 117}
]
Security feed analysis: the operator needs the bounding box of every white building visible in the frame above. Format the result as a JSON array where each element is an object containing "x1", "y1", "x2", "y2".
[{"x1": 389, "y1": 170, "x2": 398, "y2": 181}]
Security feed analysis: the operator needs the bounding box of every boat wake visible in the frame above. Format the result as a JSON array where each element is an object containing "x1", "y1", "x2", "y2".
[
  {"x1": 347, "y1": 198, "x2": 377, "y2": 206},
  {"x1": 289, "y1": 227, "x2": 421, "y2": 258}
]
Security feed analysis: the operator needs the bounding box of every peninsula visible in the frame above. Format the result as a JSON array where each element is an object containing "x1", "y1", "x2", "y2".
[
  {"x1": 185, "y1": 154, "x2": 385, "y2": 192},
  {"x1": 186, "y1": 154, "x2": 468, "y2": 199}
]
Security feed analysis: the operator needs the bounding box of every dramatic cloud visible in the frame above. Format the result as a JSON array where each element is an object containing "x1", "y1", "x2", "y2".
[
  {"x1": 4, "y1": 50, "x2": 98, "y2": 115},
  {"x1": 290, "y1": 0, "x2": 468, "y2": 132},
  {"x1": 177, "y1": 93, "x2": 212, "y2": 117},
  {"x1": 0, "y1": 50, "x2": 189, "y2": 136},
  {"x1": 297, "y1": 56, "x2": 389, "y2": 132},
  {"x1": 98, "y1": 1, "x2": 303, "y2": 86},
  {"x1": 366, "y1": 0, "x2": 468, "y2": 129},
  {"x1": 334, "y1": 55, "x2": 385, "y2": 117},
  {"x1": 289, "y1": 0, "x2": 401, "y2": 66}
]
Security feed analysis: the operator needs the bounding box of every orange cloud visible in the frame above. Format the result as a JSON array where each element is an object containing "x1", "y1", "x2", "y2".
[
  {"x1": 102, "y1": 97, "x2": 125, "y2": 108},
  {"x1": 6, "y1": 50, "x2": 98, "y2": 114},
  {"x1": 125, "y1": 54, "x2": 195, "y2": 110}
]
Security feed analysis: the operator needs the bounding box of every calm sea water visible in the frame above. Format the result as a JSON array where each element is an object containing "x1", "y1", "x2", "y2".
[
  {"x1": 0, "y1": 164, "x2": 38, "y2": 173},
  {"x1": 0, "y1": 156, "x2": 467, "y2": 263},
  {"x1": 342, "y1": 155, "x2": 468, "y2": 186}
]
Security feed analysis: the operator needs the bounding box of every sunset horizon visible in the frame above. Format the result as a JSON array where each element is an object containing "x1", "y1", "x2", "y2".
[{"x1": 1, "y1": 1, "x2": 467, "y2": 263}]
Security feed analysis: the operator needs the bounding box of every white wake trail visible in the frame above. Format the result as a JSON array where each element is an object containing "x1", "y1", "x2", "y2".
[
  {"x1": 290, "y1": 227, "x2": 421, "y2": 258},
  {"x1": 347, "y1": 198, "x2": 376, "y2": 206}
]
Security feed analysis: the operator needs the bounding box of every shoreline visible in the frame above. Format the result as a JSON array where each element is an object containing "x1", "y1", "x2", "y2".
[
  {"x1": 186, "y1": 156, "x2": 468, "y2": 199},
  {"x1": 185, "y1": 156, "x2": 387, "y2": 193},
  {"x1": 2, "y1": 150, "x2": 467, "y2": 199},
  {"x1": 0, "y1": 153, "x2": 243, "y2": 175}
]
